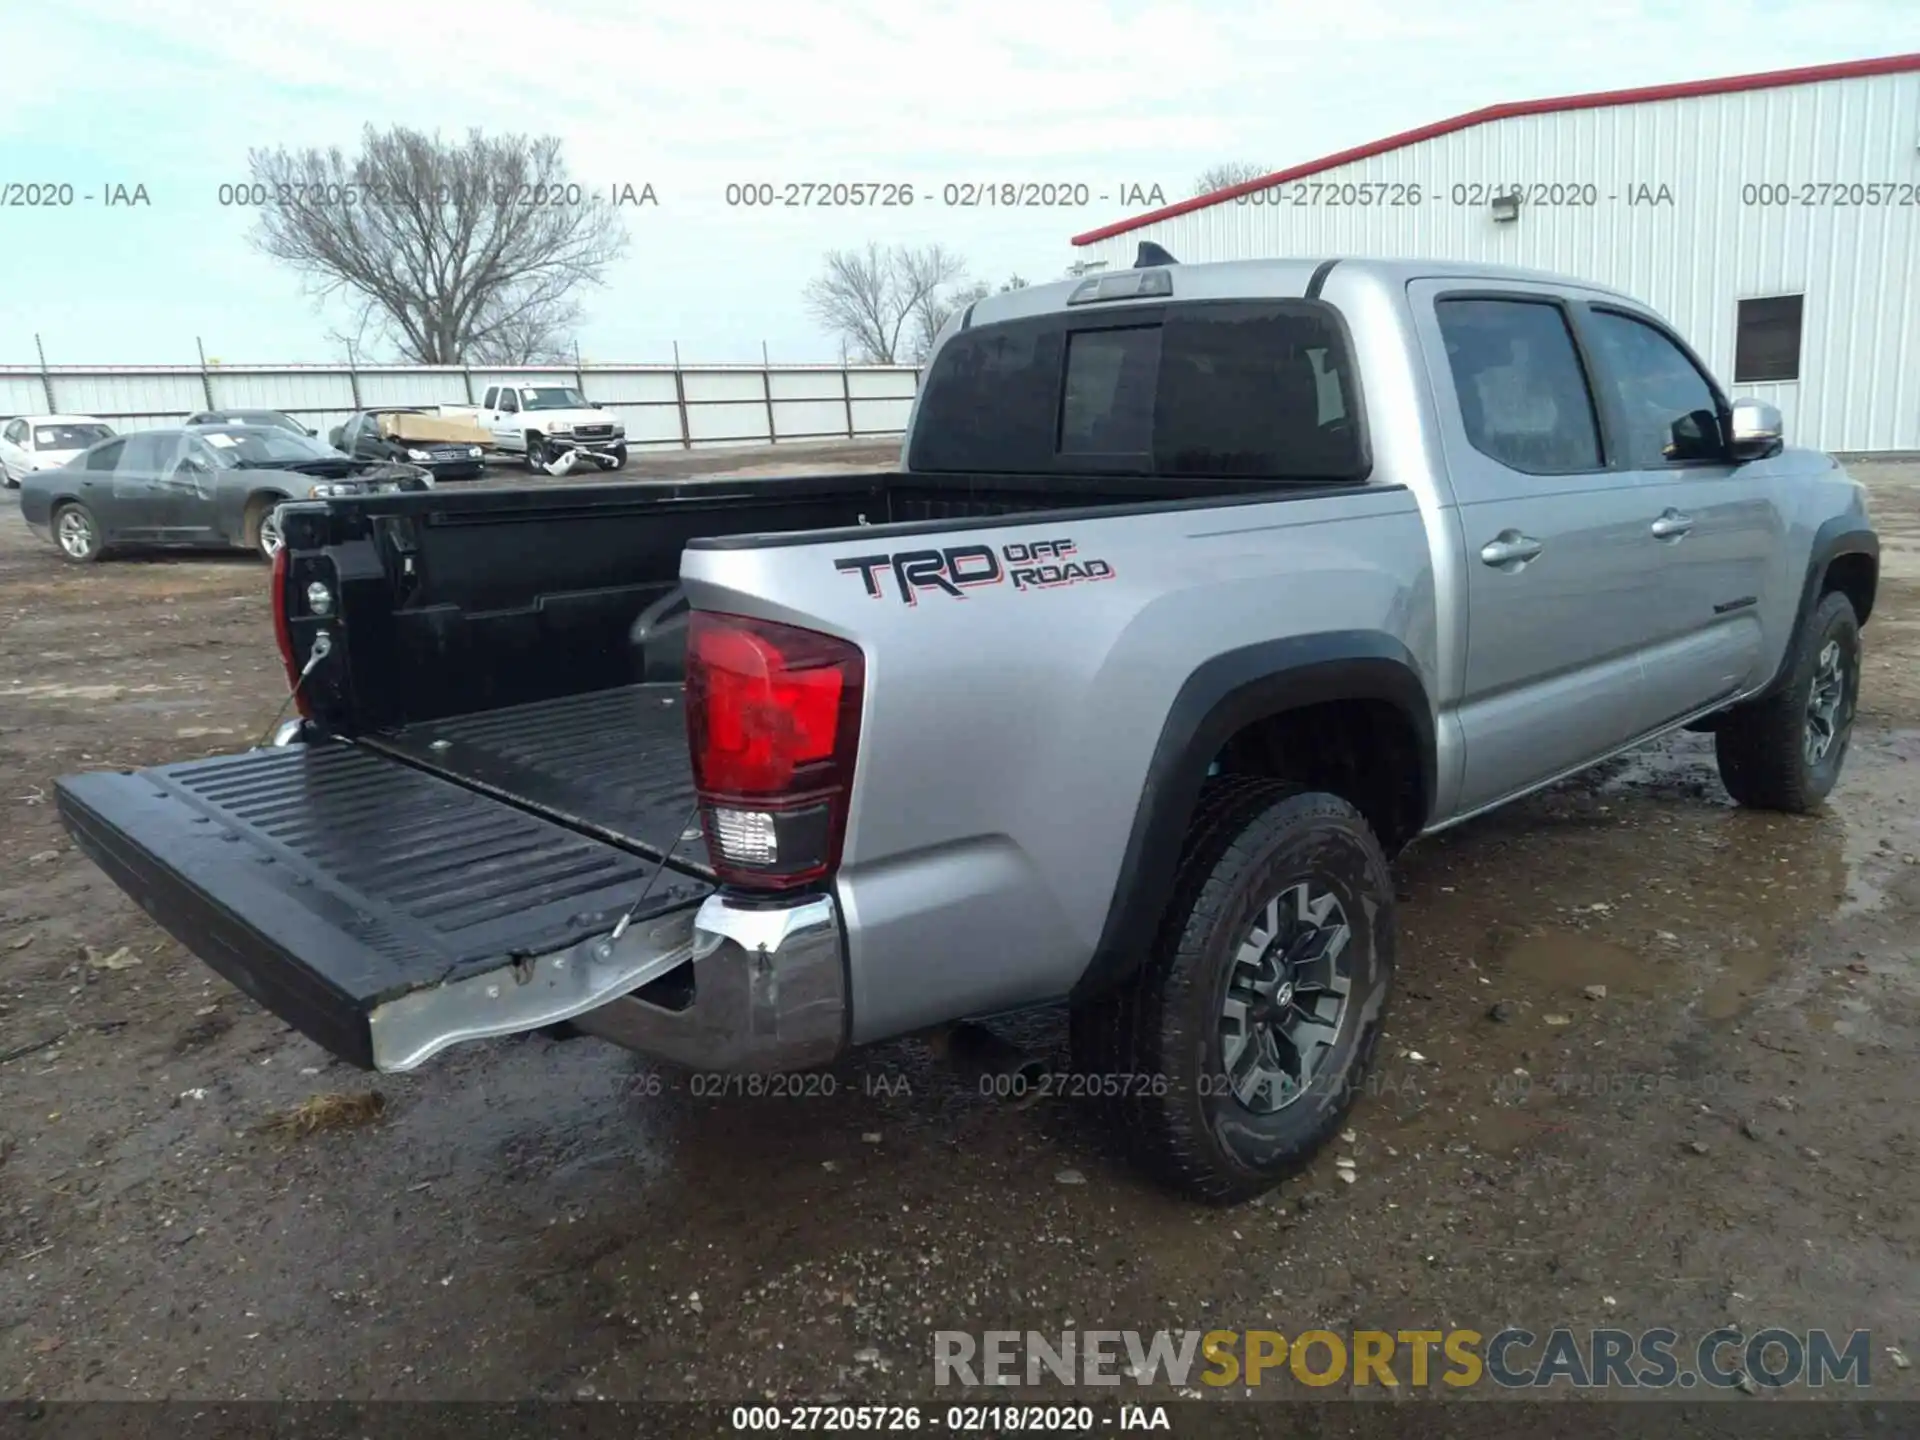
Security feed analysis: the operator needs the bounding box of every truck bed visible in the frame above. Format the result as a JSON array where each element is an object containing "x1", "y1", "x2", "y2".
[
  {"x1": 57, "y1": 738, "x2": 713, "y2": 1069},
  {"x1": 359, "y1": 682, "x2": 711, "y2": 875},
  {"x1": 277, "y1": 470, "x2": 1299, "y2": 735}
]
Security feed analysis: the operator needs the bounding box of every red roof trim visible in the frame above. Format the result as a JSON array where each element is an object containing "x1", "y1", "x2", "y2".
[{"x1": 1071, "y1": 51, "x2": 1920, "y2": 246}]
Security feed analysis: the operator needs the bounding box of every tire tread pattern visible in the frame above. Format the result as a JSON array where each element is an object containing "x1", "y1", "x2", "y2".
[
  {"x1": 1714, "y1": 591, "x2": 1858, "y2": 813},
  {"x1": 1074, "y1": 777, "x2": 1393, "y2": 1203}
]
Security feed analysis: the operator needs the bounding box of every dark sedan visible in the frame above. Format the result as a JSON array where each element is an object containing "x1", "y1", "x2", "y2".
[
  {"x1": 331, "y1": 408, "x2": 487, "y2": 480},
  {"x1": 18, "y1": 425, "x2": 431, "y2": 564},
  {"x1": 185, "y1": 408, "x2": 317, "y2": 437}
]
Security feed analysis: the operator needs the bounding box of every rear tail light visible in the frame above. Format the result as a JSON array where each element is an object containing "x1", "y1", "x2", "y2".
[
  {"x1": 685, "y1": 611, "x2": 865, "y2": 891},
  {"x1": 269, "y1": 544, "x2": 309, "y2": 715}
]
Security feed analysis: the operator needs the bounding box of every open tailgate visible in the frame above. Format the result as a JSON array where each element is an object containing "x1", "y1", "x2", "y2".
[{"x1": 56, "y1": 742, "x2": 712, "y2": 1071}]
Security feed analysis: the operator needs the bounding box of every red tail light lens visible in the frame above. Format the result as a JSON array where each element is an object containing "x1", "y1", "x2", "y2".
[
  {"x1": 269, "y1": 544, "x2": 309, "y2": 716},
  {"x1": 686, "y1": 611, "x2": 864, "y2": 890}
]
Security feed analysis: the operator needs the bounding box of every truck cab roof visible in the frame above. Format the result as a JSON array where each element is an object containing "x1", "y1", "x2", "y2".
[{"x1": 974, "y1": 255, "x2": 1639, "y2": 332}]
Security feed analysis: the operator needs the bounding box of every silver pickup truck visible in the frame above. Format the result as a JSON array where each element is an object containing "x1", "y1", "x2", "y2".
[{"x1": 53, "y1": 252, "x2": 1878, "y2": 1204}]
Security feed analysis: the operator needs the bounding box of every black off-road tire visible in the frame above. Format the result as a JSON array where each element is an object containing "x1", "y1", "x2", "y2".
[
  {"x1": 1070, "y1": 778, "x2": 1395, "y2": 1205},
  {"x1": 1714, "y1": 590, "x2": 1861, "y2": 813}
]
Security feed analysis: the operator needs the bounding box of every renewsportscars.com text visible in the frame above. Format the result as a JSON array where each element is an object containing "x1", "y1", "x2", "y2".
[{"x1": 933, "y1": 1326, "x2": 1875, "y2": 1390}]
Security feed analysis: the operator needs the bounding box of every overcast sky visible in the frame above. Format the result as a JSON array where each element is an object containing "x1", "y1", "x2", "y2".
[{"x1": 2, "y1": 0, "x2": 1914, "y2": 367}]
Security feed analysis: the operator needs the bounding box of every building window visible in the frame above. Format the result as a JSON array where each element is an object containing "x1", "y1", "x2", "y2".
[{"x1": 1734, "y1": 295, "x2": 1803, "y2": 383}]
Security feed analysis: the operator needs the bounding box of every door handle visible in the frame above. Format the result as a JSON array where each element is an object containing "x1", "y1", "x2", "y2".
[
  {"x1": 1480, "y1": 531, "x2": 1544, "y2": 568},
  {"x1": 1650, "y1": 509, "x2": 1694, "y2": 540}
]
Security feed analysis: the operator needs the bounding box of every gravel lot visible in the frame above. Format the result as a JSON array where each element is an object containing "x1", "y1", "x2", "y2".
[{"x1": 2, "y1": 448, "x2": 1917, "y2": 1408}]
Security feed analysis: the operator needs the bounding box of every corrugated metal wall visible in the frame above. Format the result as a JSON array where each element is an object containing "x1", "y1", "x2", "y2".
[
  {"x1": 0, "y1": 362, "x2": 920, "y2": 450},
  {"x1": 1077, "y1": 70, "x2": 1920, "y2": 452}
]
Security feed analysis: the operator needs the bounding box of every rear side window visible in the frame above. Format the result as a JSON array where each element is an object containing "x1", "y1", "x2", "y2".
[
  {"x1": 910, "y1": 322, "x2": 1065, "y2": 472},
  {"x1": 85, "y1": 439, "x2": 127, "y2": 471},
  {"x1": 1435, "y1": 298, "x2": 1603, "y2": 475},
  {"x1": 909, "y1": 300, "x2": 1367, "y2": 481}
]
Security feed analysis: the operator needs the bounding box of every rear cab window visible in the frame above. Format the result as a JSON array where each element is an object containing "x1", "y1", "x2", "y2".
[{"x1": 909, "y1": 299, "x2": 1369, "y2": 482}]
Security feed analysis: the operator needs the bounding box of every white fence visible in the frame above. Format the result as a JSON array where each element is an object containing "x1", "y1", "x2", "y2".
[{"x1": 0, "y1": 359, "x2": 921, "y2": 451}]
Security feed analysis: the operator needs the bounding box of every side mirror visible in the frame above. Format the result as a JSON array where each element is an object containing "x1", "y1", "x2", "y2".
[
  {"x1": 306, "y1": 427, "x2": 319, "y2": 437},
  {"x1": 1728, "y1": 398, "x2": 1784, "y2": 462}
]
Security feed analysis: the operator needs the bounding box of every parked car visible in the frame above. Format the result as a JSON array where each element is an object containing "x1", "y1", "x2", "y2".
[
  {"x1": 186, "y1": 408, "x2": 316, "y2": 437},
  {"x1": 331, "y1": 408, "x2": 487, "y2": 480},
  {"x1": 0, "y1": 414, "x2": 115, "y2": 486},
  {"x1": 442, "y1": 383, "x2": 628, "y2": 471},
  {"x1": 51, "y1": 254, "x2": 1877, "y2": 1204},
  {"x1": 19, "y1": 423, "x2": 431, "y2": 563}
]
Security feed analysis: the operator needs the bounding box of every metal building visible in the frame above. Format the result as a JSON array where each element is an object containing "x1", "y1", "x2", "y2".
[{"x1": 1069, "y1": 54, "x2": 1920, "y2": 454}]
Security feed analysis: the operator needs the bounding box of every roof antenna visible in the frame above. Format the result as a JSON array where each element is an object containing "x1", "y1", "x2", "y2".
[{"x1": 1134, "y1": 242, "x2": 1179, "y2": 268}]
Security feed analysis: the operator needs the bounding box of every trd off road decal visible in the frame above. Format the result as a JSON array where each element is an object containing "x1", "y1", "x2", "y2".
[{"x1": 833, "y1": 538, "x2": 1115, "y2": 605}]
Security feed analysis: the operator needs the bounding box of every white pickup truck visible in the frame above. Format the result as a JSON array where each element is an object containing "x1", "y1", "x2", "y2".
[{"x1": 442, "y1": 383, "x2": 629, "y2": 472}]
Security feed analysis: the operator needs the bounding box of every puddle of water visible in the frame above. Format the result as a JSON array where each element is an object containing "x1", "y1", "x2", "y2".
[
  {"x1": 1491, "y1": 929, "x2": 1659, "y2": 998},
  {"x1": 1355, "y1": 732, "x2": 1882, "y2": 1154},
  {"x1": 1829, "y1": 728, "x2": 1920, "y2": 918}
]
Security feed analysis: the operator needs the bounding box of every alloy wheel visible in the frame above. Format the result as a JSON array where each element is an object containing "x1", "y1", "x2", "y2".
[
  {"x1": 1804, "y1": 638, "x2": 1851, "y2": 766},
  {"x1": 1218, "y1": 881, "x2": 1354, "y2": 1114},
  {"x1": 57, "y1": 507, "x2": 95, "y2": 559}
]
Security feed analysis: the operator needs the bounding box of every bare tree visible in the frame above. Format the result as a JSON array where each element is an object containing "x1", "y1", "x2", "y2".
[
  {"x1": 465, "y1": 291, "x2": 580, "y2": 365},
  {"x1": 1193, "y1": 161, "x2": 1276, "y2": 198},
  {"x1": 246, "y1": 125, "x2": 628, "y2": 364},
  {"x1": 804, "y1": 243, "x2": 970, "y2": 365},
  {"x1": 909, "y1": 279, "x2": 985, "y2": 363}
]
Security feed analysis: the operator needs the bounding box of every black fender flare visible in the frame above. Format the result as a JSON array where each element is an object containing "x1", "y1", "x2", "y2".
[
  {"x1": 1070, "y1": 631, "x2": 1436, "y2": 1002},
  {"x1": 1754, "y1": 517, "x2": 1878, "y2": 702}
]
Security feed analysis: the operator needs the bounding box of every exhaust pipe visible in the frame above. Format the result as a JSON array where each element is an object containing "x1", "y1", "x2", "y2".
[{"x1": 931, "y1": 1022, "x2": 1050, "y2": 1104}]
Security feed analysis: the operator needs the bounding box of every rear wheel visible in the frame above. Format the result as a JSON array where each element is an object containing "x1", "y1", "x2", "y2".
[
  {"x1": 1714, "y1": 590, "x2": 1861, "y2": 812},
  {"x1": 52, "y1": 501, "x2": 104, "y2": 563},
  {"x1": 1071, "y1": 778, "x2": 1395, "y2": 1204}
]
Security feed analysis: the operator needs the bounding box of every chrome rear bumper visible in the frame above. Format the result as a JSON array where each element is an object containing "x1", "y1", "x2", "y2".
[{"x1": 568, "y1": 892, "x2": 847, "y2": 1071}]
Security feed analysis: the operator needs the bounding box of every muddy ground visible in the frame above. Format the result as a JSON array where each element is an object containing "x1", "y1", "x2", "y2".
[{"x1": 1, "y1": 448, "x2": 1917, "y2": 1407}]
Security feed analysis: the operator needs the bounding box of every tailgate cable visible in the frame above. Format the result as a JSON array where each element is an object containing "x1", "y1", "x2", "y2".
[
  {"x1": 252, "y1": 632, "x2": 333, "y2": 749},
  {"x1": 603, "y1": 801, "x2": 703, "y2": 951}
]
